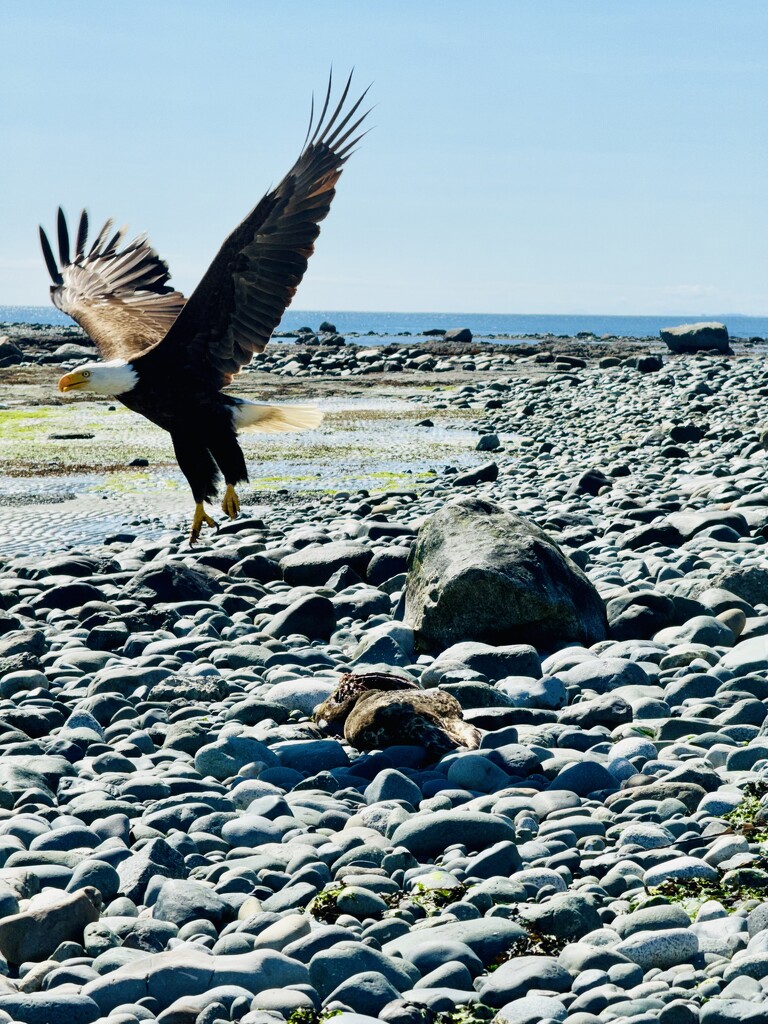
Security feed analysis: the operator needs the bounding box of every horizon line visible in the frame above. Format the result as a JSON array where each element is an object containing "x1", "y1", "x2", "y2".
[{"x1": 1, "y1": 304, "x2": 767, "y2": 320}]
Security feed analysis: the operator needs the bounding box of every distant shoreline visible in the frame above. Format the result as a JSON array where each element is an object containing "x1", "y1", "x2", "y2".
[{"x1": 2, "y1": 306, "x2": 768, "y2": 342}]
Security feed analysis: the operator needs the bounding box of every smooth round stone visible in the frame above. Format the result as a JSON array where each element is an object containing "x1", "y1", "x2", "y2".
[
  {"x1": 703, "y1": 834, "x2": 750, "y2": 867},
  {"x1": 697, "y1": 792, "x2": 743, "y2": 816},
  {"x1": 390, "y1": 810, "x2": 517, "y2": 858},
  {"x1": 725, "y1": 744, "x2": 768, "y2": 771},
  {"x1": 446, "y1": 754, "x2": 511, "y2": 793},
  {"x1": 247, "y1": 987, "x2": 316, "y2": 1016},
  {"x1": 549, "y1": 760, "x2": 618, "y2": 796},
  {"x1": 0, "y1": 993, "x2": 102, "y2": 1023},
  {"x1": 604, "y1": 755, "x2": 638, "y2": 782},
  {"x1": 222, "y1": 814, "x2": 295, "y2": 847},
  {"x1": 229, "y1": 780, "x2": 286, "y2": 810},
  {"x1": 556, "y1": 658, "x2": 650, "y2": 694},
  {"x1": 364, "y1": 770, "x2": 422, "y2": 807},
  {"x1": 194, "y1": 735, "x2": 279, "y2": 780},
  {"x1": 335, "y1": 886, "x2": 389, "y2": 918},
  {"x1": 516, "y1": 892, "x2": 601, "y2": 941},
  {"x1": 719, "y1": 637, "x2": 768, "y2": 677},
  {"x1": 402, "y1": 939, "x2": 482, "y2": 978},
  {"x1": 308, "y1": 940, "x2": 418, "y2": 1001},
  {"x1": 618, "y1": 823, "x2": 677, "y2": 850},
  {"x1": 265, "y1": 679, "x2": 338, "y2": 716},
  {"x1": 249, "y1": 913, "x2": 310, "y2": 952},
  {"x1": 511, "y1": 868, "x2": 568, "y2": 894},
  {"x1": 66, "y1": 859, "x2": 121, "y2": 901},
  {"x1": 496, "y1": 675, "x2": 567, "y2": 709},
  {"x1": 0, "y1": 670, "x2": 50, "y2": 698},
  {"x1": 700, "y1": 1000, "x2": 768, "y2": 1023},
  {"x1": 476, "y1": 954, "x2": 572, "y2": 1006},
  {"x1": 152, "y1": 880, "x2": 232, "y2": 927},
  {"x1": 55, "y1": 649, "x2": 118, "y2": 672},
  {"x1": 272, "y1": 739, "x2": 349, "y2": 774},
  {"x1": 613, "y1": 904, "x2": 692, "y2": 940},
  {"x1": 655, "y1": 616, "x2": 736, "y2": 647},
  {"x1": 415, "y1": 960, "x2": 475, "y2": 991},
  {"x1": 644, "y1": 857, "x2": 720, "y2": 888},
  {"x1": 244, "y1": 795, "x2": 292, "y2": 820},
  {"x1": 30, "y1": 825, "x2": 101, "y2": 852},
  {"x1": 615, "y1": 928, "x2": 699, "y2": 970},
  {"x1": 495, "y1": 995, "x2": 568, "y2": 1024}
]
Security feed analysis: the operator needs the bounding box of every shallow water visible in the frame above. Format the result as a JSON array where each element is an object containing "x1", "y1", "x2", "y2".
[{"x1": 0, "y1": 396, "x2": 485, "y2": 556}]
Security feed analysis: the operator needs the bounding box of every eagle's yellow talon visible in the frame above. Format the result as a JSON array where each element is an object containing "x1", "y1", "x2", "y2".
[
  {"x1": 222, "y1": 485, "x2": 241, "y2": 520},
  {"x1": 189, "y1": 503, "x2": 217, "y2": 544}
]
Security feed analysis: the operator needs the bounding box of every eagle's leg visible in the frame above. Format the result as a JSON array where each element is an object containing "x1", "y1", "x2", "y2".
[
  {"x1": 171, "y1": 434, "x2": 221, "y2": 546},
  {"x1": 209, "y1": 426, "x2": 248, "y2": 522},
  {"x1": 190, "y1": 503, "x2": 217, "y2": 544},
  {"x1": 222, "y1": 484, "x2": 241, "y2": 519}
]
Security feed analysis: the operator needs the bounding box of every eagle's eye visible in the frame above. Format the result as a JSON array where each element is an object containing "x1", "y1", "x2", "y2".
[{"x1": 82, "y1": 371, "x2": 90, "y2": 378}]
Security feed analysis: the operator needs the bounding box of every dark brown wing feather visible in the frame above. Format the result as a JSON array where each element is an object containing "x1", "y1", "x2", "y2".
[
  {"x1": 39, "y1": 208, "x2": 186, "y2": 362},
  {"x1": 141, "y1": 71, "x2": 371, "y2": 386}
]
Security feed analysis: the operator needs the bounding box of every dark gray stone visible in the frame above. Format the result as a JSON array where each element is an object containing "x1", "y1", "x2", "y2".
[
  {"x1": 0, "y1": 993, "x2": 100, "y2": 1024},
  {"x1": 280, "y1": 541, "x2": 373, "y2": 586},
  {"x1": 263, "y1": 595, "x2": 337, "y2": 640},
  {"x1": 391, "y1": 810, "x2": 517, "y2": 858},
  {"x1": 153, "y1": 879, "x2": 233, "y2": 927},
  {"x1": 116, "y1": 838, "x2": 187, "y2": 904},
  {"x1": 451, "y1": 461, "x2": 499, "y2": 487},
  {"x1": 404, "y1": 497, "x2": 607, "y2": 652},
  {"x1": 476, "y1": 955, "x2": 572, "y2": 1007},
  {"x1": 444, "y1": 328, "x2": 473, "y2": 342},
  {"x1": 125, "y1": 562, "x2": 222, "y2": 605}
]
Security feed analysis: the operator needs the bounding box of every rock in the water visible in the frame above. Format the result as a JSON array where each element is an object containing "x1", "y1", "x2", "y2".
[
  {"x1": 404, "y1": 497, "x2": 608, "y2": 652},
  {"x1": 659, "y1": 321, "x2": 731, "y2": 353}
]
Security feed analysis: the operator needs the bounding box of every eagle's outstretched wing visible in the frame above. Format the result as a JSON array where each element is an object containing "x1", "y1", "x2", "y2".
[
  {"x1": 39, "y1": 209, "x2": 187, "y2": 362},
  {"x1": 140, "y1": 71, "x2": 371, "y2": 386}
]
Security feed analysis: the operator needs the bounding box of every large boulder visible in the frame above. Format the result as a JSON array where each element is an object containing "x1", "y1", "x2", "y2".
[
  {"x1": 0, "y1": 887, "x2": 100, "y2": 964},
  {"x1": 444, "y1": 327, "x2": 473, "y2": 342},
  {"x1": 659, "y1": 321, "x2": 731, "y2": 354},
  {"x1": 404, "y1": 497, "x2": 607, "y2": 652}
]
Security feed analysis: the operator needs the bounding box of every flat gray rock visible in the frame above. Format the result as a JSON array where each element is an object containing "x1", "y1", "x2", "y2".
[{"x1": 391, "y1": 809, "x2": 517, "y2": 858}]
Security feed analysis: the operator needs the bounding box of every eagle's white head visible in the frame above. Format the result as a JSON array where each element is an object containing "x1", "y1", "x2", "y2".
[{"x1": 58, "y1": 359, "x2": 138, "y2": 396}]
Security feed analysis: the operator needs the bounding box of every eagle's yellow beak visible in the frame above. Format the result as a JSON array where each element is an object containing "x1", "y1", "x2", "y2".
[{"x1": 58, "y1": 371, "x2": 90, "y2": 393}]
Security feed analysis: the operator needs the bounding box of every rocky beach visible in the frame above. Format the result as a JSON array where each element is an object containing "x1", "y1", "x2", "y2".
[{"x1": 1, "y1": 323, "x2": 768, "y2": 1023}]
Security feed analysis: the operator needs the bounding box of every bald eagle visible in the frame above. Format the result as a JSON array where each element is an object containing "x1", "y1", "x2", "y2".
[{"x1": 40, "y1": 74, "x2": 370, "y2": 542}]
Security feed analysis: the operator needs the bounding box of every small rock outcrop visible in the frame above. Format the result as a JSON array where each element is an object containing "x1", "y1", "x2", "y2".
[
  {"x1": 404, "y1": 497, "x2": 608, "y2": 651},
  {"x1": 659, "y1": 321, "x2": 731, "y2": 353},
  {"x1": 444, "y1": 327, "x2": 473, "y2": 342}
]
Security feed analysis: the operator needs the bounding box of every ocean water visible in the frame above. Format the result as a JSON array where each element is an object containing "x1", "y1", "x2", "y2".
[{"x1": 3, "y1": 305, "x2": 768, "y2": 343}]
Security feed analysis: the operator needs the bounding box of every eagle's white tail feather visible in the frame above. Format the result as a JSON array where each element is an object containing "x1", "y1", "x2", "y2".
[{"x1": 232, "y1": 402, "x2": 324, "y2": 433}]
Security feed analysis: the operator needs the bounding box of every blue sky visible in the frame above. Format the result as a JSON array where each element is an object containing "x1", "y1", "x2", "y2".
[{"x1": 1, "y1": 0, "x2": 766, "y2": 314}]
